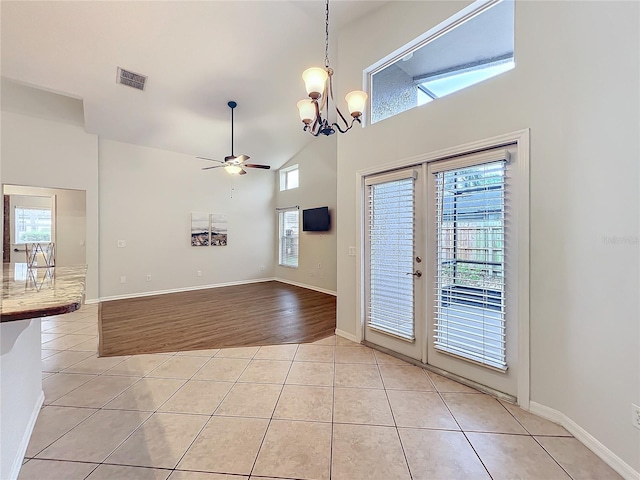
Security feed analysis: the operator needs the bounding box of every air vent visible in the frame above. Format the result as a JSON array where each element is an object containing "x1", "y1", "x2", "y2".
[{"x1": 116, "y1": 67, "x2": 147, "y2": 91}]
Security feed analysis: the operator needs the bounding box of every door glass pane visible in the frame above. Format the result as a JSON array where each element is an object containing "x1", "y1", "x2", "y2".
[
  {"x1": 434, "y1": 161, "x2": 506, "y2": 369},
  {"x1": 15, "y1": 207, "x2": 52, "y2": 243},
  {"x1": 367, "y1": 178, "x2": 415, "y2": 340}
]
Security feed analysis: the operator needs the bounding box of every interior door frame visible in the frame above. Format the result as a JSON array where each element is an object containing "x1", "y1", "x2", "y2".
[{"x1": 355, "y1": 128, "x2": 530, "y2": 408}]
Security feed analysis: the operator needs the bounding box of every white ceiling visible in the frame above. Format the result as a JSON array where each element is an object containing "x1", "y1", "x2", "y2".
[{"x1": 1, "y1": 1, "x2": 387, "y2": 169}]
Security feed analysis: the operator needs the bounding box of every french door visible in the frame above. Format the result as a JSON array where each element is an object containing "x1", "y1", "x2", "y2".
[
  {"x1": 364, "y1": 146, "x2": 518, "y2": 397},
  {"x1": 364, "y1": 168, "x2": 425, "y2": 360}
]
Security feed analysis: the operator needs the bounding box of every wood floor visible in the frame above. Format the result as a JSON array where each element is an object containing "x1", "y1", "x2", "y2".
[{"x1": 98, "y1": 281, "x2": 336, "y2": 357}]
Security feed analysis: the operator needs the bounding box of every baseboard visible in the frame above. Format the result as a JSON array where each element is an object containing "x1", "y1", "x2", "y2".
[
  {"x1": 335, "y1": 329, "x2": 358, "y2": 343},
  {"x1": 274, "y1": 278, "x2": 337, "y2": 296},
  {"x1": 84, "y1": 298, "x2": 100, "y2": 305},
  {"x1": 10, "y1": 390, "x2": 44, "y2": 480},
  {"x1": 98, "y1": 277, "x2": 276, "y2": 302},
  {"x1": 529, "y1": 401, "x2": 639, "y2": 480}
]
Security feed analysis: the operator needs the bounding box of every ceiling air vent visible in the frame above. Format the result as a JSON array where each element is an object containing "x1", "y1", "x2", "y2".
[{"x1": 116, "y1": 67, "x2": 147, "y2": 91}]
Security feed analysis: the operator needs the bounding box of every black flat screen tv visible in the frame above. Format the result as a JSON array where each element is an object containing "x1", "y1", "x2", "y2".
[{"x1": 302, "y1": 206, "x2": 331, "y2": 232}]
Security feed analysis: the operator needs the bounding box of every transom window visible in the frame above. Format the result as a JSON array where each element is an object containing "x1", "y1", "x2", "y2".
[
  {"x1": 279, "y1": 164, "x2": 299, "y2": 191},
  {"x1": 369, "y1": 0, "x2": 515, "y2": 124}
]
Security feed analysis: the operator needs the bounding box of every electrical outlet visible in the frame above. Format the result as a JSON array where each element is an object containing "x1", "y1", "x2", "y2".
[
  {"x1": 117, "y1": 240, "x2": 126, "y2": 248},
  {"x1": 632, "y1": 403, "x2": 640, "y2": 430},
  {"x1": 146, "y1": 275, "x2": 152, "y2": 282},
  {"x1": 197, "y1": 270, "x2": 202, "y2": 277},
  {"x1": 120, "y1": 276, "x2": 126, "y2": 284}
]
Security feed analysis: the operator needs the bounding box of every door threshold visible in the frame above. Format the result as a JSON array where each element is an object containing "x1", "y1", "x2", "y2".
[{"x1": 363, "y1": 340, "x2": 517, "y2": 404}]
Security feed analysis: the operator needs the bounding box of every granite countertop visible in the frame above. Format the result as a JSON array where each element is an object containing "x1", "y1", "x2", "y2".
[{"x1": 1, "y1": 264, "x2": 87, "y2": 322}]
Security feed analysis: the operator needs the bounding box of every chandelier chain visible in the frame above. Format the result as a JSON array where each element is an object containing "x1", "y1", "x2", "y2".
[{"x1": 324, "y1": 0, "x2": 330, "y2": 68}]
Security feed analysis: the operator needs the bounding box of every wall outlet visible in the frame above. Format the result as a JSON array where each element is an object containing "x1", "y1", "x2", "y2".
[
  {"x1": 632, "y1": 403, "x2": 640, "y2": 430},
  {"x1": 197, "y1": 270, "x2": 202, "y2": 277},
  {"x1": 260, "y1": 265, "x2": 265, "y2": 271},
  {"x1": 146, "y1": 275, "x2": 152, "y2": 282},
  {"x1": 117, "y1": 240, "x2": 127, "y2": 248},
  {"x1": 348, "y1": 246, "x2": 356, "y2": 256},
  {"x1": 120, "y1": 276, "x2": 126, "y2": 284}
]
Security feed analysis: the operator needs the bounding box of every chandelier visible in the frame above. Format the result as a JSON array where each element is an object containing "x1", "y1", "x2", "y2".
[{"x1": 296, "y1": 0, "x2": 368, "y2": 136}]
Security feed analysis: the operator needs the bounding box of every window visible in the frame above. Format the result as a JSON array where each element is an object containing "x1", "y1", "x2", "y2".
[
  {"x1": 279, "y1": 164, "x2": 299, "y2": 191},
  {"x1": 369, "y1": 0, "x2": 514, "y2": 124},
  {"x1": 433, "y1": 159, "x2": 507, "y2": 370},
  {"x1": 279, "y1": 208, "x2": 299, "y2": 267},
  {"x1": 15, "y1": 207, "x2": 52, "y2": 243}
]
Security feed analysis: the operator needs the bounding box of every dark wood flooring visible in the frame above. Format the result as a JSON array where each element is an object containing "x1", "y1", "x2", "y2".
[{"x1": 98, "y1": 281, "x2": 336, "y2": 357}]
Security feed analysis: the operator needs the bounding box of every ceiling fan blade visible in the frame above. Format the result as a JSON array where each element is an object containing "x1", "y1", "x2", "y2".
[
  {"x1": 235, "y1": 154, "x2": 250, "y2": 163},
  {"x1": 238, "y1": 169, "x2": 247, "y2": 175},
  {"x1": 197, "y1": 156, "x2": 224, "y2": 163},
  {"x1": 201, "y1": 165, "x2": 224, "y2": 170},
  {"x1": 224, "y1": 155, "x2": 236, "y2": 162},
  {"x1": 244, "y1": 164, "x2": 271, "y2": 170}
]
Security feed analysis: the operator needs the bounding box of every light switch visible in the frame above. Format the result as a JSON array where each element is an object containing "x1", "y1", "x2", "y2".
[
  {"x1": 117, "y1": 240, "x2": 127, "y2": 248},
  {"x1": 348, "y1": 246, "x2": 356, "y2": 256}
]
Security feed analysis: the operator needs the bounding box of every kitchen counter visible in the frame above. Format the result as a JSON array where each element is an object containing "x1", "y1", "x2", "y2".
[{"x1": 1, "y1": 264, "x2": 87, "y2": 322}]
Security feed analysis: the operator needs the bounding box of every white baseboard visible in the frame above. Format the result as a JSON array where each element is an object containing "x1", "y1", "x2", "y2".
[
  {"x1": 274, "y1": 278, "x2": 337, "y2": 296},
  {"x1": 335, "y1": 329, "x2": 358, "y2": 343},
  {"x1": 98, "y1": 277, "x2": 276, "y2": 302},
  {"x1": 84, "y1": 298, "x2": 100, "y2": 305},
  {"x1": 529, "y1": 401, "x2": 639, "y2": 480},
  {"x1": 10, "y1": 390, "x2": 44, "y2": 480}
]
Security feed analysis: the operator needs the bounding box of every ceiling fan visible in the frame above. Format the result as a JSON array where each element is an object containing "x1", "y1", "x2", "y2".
[{"x1": 198, "y1": 101, "x2": 271, "y2": 175}]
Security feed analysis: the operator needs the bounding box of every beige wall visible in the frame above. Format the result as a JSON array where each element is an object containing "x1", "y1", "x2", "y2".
[
  {"x1": 1, "y1": 110, "x2": 99, "y2": 300},
  {"x1": 336, "y1": 0, "x2": 639, "y2": 472},
  {"x1": 98, "y1": 138, "x2": 276, "y2": 298},
  {"x1": 275, "y1": 137, "x2": 337, "y2": 294}
]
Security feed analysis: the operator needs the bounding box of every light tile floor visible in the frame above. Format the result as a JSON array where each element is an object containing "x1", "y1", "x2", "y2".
[{"x1": 21, "y1": 304, "x2": 622, "y2": 480}]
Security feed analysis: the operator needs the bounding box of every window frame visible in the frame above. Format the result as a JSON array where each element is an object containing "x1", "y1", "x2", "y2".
[
  {"x1": 14, "y1": 206, "x2": 53, "y2": 244},
  {"x1": 279, "y1": 164, "x2": 299, "y2": 191},
  {"x1": 364, "y1": 0, "x2": 513, "y2": 126},
  {"x1": 278, "y1": 207, "x2": 299, "y2": 268}
]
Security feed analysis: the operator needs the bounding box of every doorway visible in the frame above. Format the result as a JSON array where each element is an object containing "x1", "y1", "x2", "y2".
[{"x1": 362, "y1": 138, "x2": 528, "y2": 401}]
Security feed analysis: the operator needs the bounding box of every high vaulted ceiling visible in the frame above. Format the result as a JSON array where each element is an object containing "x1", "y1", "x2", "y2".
[{"x1": 1, "y1": 1, "x2": 386, "y2": 169}]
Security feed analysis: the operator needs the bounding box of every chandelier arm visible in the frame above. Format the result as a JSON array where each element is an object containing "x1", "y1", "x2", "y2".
[
  {"x1": 327, "y1": 72, "x2": 350, "y2": 129},
  {"x1": 332, "y1": 117, "x2": 361, "y2": 134}
]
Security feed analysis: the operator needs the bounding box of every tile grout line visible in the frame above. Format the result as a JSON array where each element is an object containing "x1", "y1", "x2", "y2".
[
  {"x1": 171, "y1": 346, "x2": 261, "y2": 476},
  {"x1": 429, "y1": 373, "x2": 495, "y2": 480},
  {"x1": 247, "y1": 343, "x2": 301, "y2": 478},
  {"x1": 377, "y1": 356, "x2": 414, "y2": 480}
]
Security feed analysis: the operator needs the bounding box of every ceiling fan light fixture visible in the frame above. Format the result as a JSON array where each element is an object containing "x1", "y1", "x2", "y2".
[
  {"x1": 224, "y1": 164, "x2": 243, "y2": 175},
  {"x1": 297, "y1": 0, "x2": 366, "y2": 136}
]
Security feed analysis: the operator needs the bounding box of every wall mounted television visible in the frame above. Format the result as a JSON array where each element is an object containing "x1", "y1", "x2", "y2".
[{"x1": 302, "y1": 206, "x2": 331, "y2": 232}]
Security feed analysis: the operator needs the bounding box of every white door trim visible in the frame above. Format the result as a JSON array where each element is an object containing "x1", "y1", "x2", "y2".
[{"x1": 355, "y1": 128, "x2": 530, "y2": 408}]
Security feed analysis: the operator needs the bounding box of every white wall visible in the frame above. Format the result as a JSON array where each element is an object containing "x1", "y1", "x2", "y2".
[
  {"x1": 1, "y1": 111, "x2": 99, "y2": 300},
  {"x1": 4, "y1": 186, "x2": 86, "y2": 267},
  {"x1": 275, "y1": 137, "x2": 338, "y2": 294},
  {"x1": 337, "y1": 0, "x2": 639, "y2": 473},
  {"x1": 0, "y1": 319, "x2": 43, "y2": 480},
  {"x1": 98, "y1": 139, "x2": 275, "y2": 298}
]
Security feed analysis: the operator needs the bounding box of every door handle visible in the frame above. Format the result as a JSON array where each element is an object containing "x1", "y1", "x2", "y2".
[{"x1": 406, "y1": 270, "x2": 422, "y2": 278}]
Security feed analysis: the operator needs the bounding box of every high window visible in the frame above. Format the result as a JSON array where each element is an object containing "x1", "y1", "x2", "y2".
[
  {"x1": 279, "y1": 164, "x2": 299, "y2": 191},
  {"x1": 15, "y1": 207, "x2": 52, "y2": 243},
  {"x1": 369, "y1": 0, "x2": 514, "y2": 124},
  {"x1": 279, "y1": 208, "x2": 299, "y2": 267}
]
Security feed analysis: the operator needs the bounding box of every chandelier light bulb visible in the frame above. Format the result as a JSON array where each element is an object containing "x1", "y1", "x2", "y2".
[
  {"x1": 302, "y1": 67, "x2": 328, "y2": 100},
  {"x1": 345, "y1": 90, "x2": 368, "y2": 118},
  {"x1": 297, "y1": 99, "x2": 316, "y2": 124}
]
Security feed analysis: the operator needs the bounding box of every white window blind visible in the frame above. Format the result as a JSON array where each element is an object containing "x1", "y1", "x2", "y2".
[
  {"x1": 366, "y1": 173, "x2": 416, "y2": 340},
  {"x1": 434, "y1": 160, "x2": 507, "y2": 370},
  {"x1": 279, "y1": 208, "x2": 299, "y2": 267}
]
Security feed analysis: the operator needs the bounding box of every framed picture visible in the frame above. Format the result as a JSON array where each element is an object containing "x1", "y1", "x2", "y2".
[
  {"x1": 210, "y1": 213, "x2": 228, "y2": 246},
  {"x1": 191, "y1": 212, "x2": 210, "y2": 246}
]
